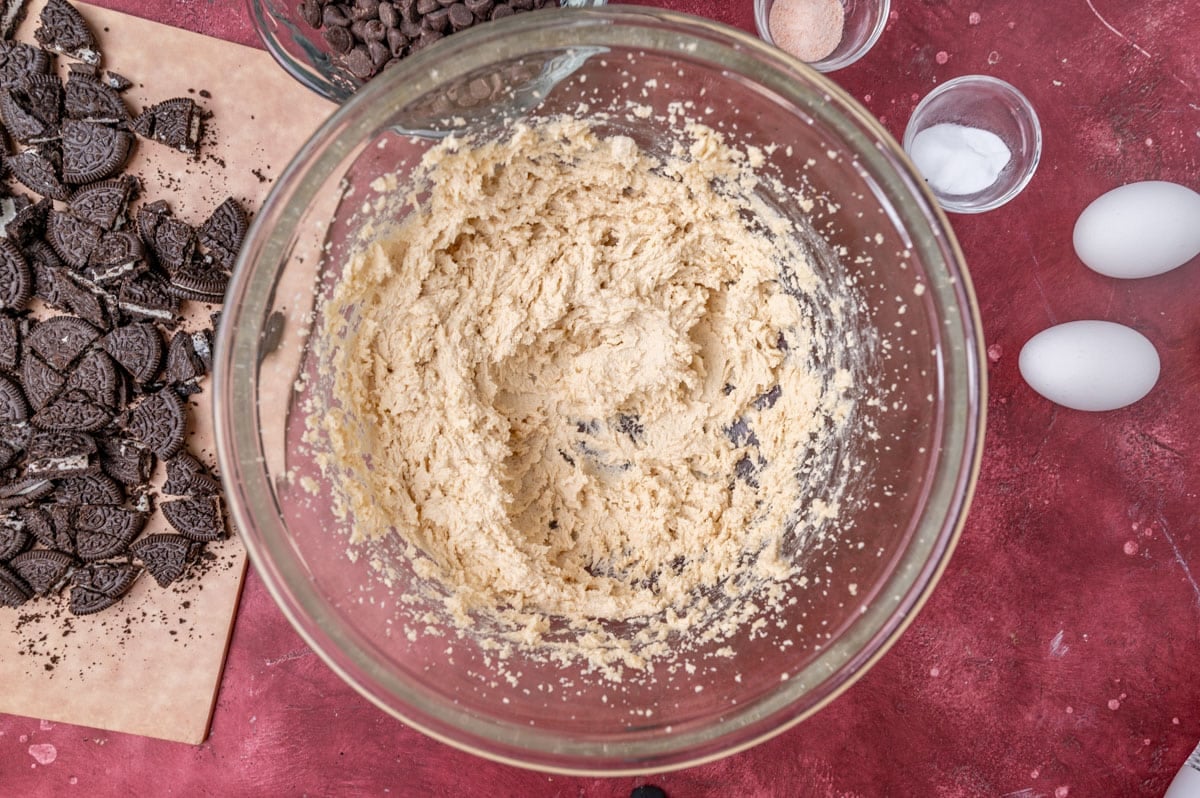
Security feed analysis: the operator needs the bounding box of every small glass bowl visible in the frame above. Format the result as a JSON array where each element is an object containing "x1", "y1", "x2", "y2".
[
  {"x1": 248, "y1": 0, "x2": 609, "y2": 104},
  {"x1": 754, "y1": 0, "x2": 890, "y2": 72},
  {"x1": 902, "y1": 75, "x2": 1042, "y2": 214}
]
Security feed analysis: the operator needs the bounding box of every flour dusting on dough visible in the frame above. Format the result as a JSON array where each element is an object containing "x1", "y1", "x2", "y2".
[{"x1": 311, "y1": 116, "x2": 861, "y2": 678}]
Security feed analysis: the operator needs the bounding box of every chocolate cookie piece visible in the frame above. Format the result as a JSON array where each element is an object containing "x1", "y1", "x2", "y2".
[
  {"x1": 0, "y1": 41, "x2": 50, "y2": 90},
  {"x1": 69, "y1": 561, "x2": 138, "y2": 615},
  {"x1": 20, "y1": 352, "x2": 64, "y2": 410},
  {"x1": 62, "y1": 348, "x2": 120, "y2": 408},
  {"x1": 96, "y1": 435, "x2": 153, "y2": 485},
  {"x1": 163, "y1": 259, "x2": 228, "y2": 303},
  {"x1": 0, "y1": 237, "x2": 31, "y2": 311},
  {"x1": 160, "y1": 494, "x2": 225, "y2": 542},
  {"x1": 74, "y1": 504, "x2": 144, "y2": 560},
  {"x1": 0, "y1": 476, "x2": 52, "y2": 508},
  {"x1": 45, "y1": 207, "x2": 104, "y2": 269},
  {"x1": 8, "y1": 548, "x2": 74, "y2": 595},
  {"x1": 0, "y1": 559, "x2": 30, "y2": 606},
  {"x1": 5, "y1": 195, "x2": 51, "y2": 244},
  {"x1": 164, "y1": 327, "x2": 206, "y2": 389},
  {"x1": 197, "y1": 196, "x2": 247, "y2": 267},
  {"x1": 148, "y1": 215, "x2": 195, "y2": 270},
  {"x1": 31, "y1": 388, "x2": 113, "y2": 432},
  {"x1": 34, "y1": 0, "x2": 100, "y2": 65},
  {"x1": 117, "y1": 271, "x2": 177, "y2": 323},
  {"x1": 53, "y1": 472, "x2": 123, "y2": 505},
  {"x1": 0, "y1": 87, "x2": 51, "y2": 142},
  {"x1": 61, "y1": 119, "x2": 133, "y2": 184},
  {"x1": 7, "y1": 147, "x2": 71, "y2": 200},
  {"x1": 0, "y1": 511, "x2": 30, "y2": 559},
  {"x1": 22, "y1": 72, "x2": 63, "y2": 127},
  {"x1": 55, "y1": 270, "x2": 113, "y2": 330},
  {"x1": 63, "y1": 72, "x2": 127, "y2": 124},
  {"x1": 130, "y1": 533, "x2": 198, "y2": 587},
  {"x1": 26, "y1": 315, "x2": 100, "y2": 370},
  {"x1": 130, "y1": 97, "x2": 201, "y2": 154},
  {"x1": 103, "y1": 70, "x2": 131, "y2": 91},
  {"x1": 0, "y1": 0, "x2": 29, "y2": 41},
  {"x1": 87, "y1": 230, "x2": 145, "y2": 283},
  {"x1": 0, "y1": 373, "x2": 26, "y2": 423},
  {"x1": 162, "y1": 451, "x2": 220, "y2": 496},
  {"x1": 124, "y1": 388, "x2": 186, "y2": 459},
  {"x1": 69, "y1": 175, "x2": 138, "y2": 231},
  {"x1": 100, "y1": 323, "x2": 162, "y2": 385},
  {"x1": 25, "y1": 429, "x2": 97, "y2": 479},
  {"x1": 0, "y1": 314, "x2": 20, "y2": 373}
]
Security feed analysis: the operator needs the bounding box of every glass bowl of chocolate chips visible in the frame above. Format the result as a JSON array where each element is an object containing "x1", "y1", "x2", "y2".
[{"x1": 249, "y1": 0, "x2": 609, "y2": 103}]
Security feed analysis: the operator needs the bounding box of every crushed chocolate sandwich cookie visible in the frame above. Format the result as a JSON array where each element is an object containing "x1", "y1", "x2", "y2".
[
  {"x1": 0, "y1": 0, "x2": 244, "y2": 616},
  {"x1": 299, "y1": 0, "x2": 559, "y2": 83}
]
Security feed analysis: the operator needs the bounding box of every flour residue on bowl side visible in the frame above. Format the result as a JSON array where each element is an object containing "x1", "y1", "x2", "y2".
[{"x1": 307, "y1": 115, "x2": 866, "y2": 680}]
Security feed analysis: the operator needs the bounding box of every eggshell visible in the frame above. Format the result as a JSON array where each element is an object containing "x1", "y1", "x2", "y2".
[
  {"x1": 1073, "y1": 181, "x2": 1200, "y2": 279},
  {"x1": 1018, "y1": 321, "x2": 1160, "y2": 411}
]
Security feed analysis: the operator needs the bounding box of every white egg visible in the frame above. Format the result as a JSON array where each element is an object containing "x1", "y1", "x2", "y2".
[
  {"x1": 1073, "y1": 181, "x2": 1200, "y2": 279},
  {"x1": 1018, "y1": 321, "x2": 1160, "y2": 411}
]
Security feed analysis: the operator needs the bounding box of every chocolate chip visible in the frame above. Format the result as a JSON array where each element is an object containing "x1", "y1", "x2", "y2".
[
  {"x1": 344, "y1": 45, "x2": 377, "y2": 79},
  {"x1": 447, "y1": 3, "x2": 474, "y2": 31},
  {"x1": 299, "y1": 0, "x2": 323, "y2": 28},
  {"x1": 378, "y1": 1, "x2": 399, "y2": 27},
  {"x1": 423, "y1": 7, "x2": 450, "y2": 31},
  {"x1": 323, "y1": 3, "x2": 351, "y2": 26},
  {"x1": 511, "y1": 0, "x2": 533, "y2": 10},
  {"x1": 323, "y1": 23, "x2": 354, "y2": 54},
  {"x1": 464, "y1": 0, "x2": 493, "y2": 17},
  {"x1": 491, "y1": 3, "x2": 515, "y2": 20}
]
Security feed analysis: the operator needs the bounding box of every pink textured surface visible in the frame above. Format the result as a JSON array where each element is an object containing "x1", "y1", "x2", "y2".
[{"x1": 3, "y1": 1, "x2": 1200, "y2": 795}]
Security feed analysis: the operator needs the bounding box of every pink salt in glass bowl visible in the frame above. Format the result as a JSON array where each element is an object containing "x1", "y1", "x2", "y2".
[{"x1": 754, "y1": 0, "x2": 890, "y2": 73}]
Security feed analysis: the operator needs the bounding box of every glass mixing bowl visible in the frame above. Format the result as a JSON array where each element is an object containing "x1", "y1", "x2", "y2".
[
  {"x1": 248, "y1": 0, "x2": 609, "y2": 103},
  {"x1": 215, "y1": 6, "x2": 985, "y2": 775}
]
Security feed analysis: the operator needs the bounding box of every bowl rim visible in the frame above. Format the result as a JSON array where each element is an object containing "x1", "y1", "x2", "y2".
[{"x1": 216, "y1": 5, "x2": 986, "y2": 775}]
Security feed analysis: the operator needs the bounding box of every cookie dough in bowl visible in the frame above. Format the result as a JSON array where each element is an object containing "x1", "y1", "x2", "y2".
[
  {"x1": 316, "y1": 116, "x2": 863, "y2": 676},
  {"x1": 216, "y1": 6, "x2": 982, "y2": 775}
]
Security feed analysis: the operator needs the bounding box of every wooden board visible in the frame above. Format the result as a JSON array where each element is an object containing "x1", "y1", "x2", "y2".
[{"x1": 0, "y1": 1, "x2": 334, "y2": 744}]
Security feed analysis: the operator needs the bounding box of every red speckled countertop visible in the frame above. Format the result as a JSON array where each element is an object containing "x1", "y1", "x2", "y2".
[{"x1": 3, "y1": 1, "x2": 1199, "y2": 795}]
